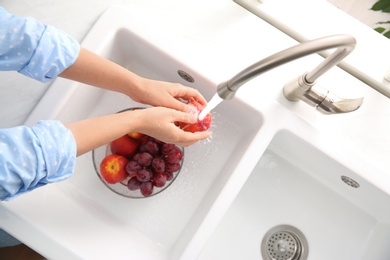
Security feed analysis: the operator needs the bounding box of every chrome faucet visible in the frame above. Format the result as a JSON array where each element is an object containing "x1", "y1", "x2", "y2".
[{"x1": 217, "y1": 34, "x2": 364, "y2": 114}]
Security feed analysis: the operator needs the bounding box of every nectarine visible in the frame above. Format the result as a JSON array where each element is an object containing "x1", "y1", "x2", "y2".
[
  {"x1": 100, "y1": 154, "x2": 129, "y2": 184},
  {"x1": 179, "y1": 99, "x2": 212, "y2": 133},
  {"x1": 110, "y1": 135, "x2": 140, "y2": 158}
]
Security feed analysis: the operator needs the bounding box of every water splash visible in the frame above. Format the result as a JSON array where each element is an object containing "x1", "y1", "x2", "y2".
[{"x1": 199, "y1": 93, "x2": 223, "y2": 120}]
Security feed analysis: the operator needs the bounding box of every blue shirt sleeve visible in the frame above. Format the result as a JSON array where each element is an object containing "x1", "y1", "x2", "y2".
[
  {"x1": 0, "y1": 6, "x2": 80, "y2": 82},
  {"x1": 0, "y1": 121, "x2": 76, "y2": 201}
]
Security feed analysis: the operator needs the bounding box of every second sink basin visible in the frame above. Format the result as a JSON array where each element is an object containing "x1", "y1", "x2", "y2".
[{"x1": 197, "y1": 130, "x2": 390, "y2": 260}]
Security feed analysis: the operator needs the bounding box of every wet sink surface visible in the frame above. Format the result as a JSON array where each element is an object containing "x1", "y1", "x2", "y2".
[{"x1": 197, "y1": 130, "x2": 390, "y2": 260}]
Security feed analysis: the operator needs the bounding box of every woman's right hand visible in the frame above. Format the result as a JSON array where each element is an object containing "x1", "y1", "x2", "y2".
[{"x1": 131, "y1": 107, "x2": 211, "y2": 147}]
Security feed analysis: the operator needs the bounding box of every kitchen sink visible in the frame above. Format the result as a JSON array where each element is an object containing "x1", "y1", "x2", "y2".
[{"x1": 2, "y1": 4, "x2": 390, "y2": 260}]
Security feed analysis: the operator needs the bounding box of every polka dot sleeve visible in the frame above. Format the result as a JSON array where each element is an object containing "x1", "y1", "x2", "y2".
[
  {"x1": 0, "y1": 121, "x2": 76, "y2": 201},
  {"x1": 0, "y1": 7, "x2": 80, "y2": 82}
]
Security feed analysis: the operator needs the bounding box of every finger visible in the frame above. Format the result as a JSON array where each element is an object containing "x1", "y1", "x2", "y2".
[
  {"x1": 187, "y1": 90, "x2": 207, "y2": 105},
  {"x1": 171, "y1": 109, "x2": 198, "y2": 124},
  {"x1": 170, "y1": 98, "x2": 195, "y2": 113},
  {"x1": 191, "y1": 130, "x2": 212, "y2": 140},
  {"x1": 172, "y1": 85, "x2": 208, "y2": 106},
  {"x1": 174, "y1": 131, "x2": 212, "y2": 147}
]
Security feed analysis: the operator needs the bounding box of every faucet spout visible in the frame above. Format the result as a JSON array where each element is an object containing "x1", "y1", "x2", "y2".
[{"x1": 217, "y1": 34, "x2": 363, "y2": 114}]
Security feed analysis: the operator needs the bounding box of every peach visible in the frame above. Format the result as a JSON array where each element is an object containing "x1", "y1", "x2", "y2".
[
  {"x1": 110, "y1": 135, "x2": 140, "y2": 159},
  {"x1": 100, "y1": 154, "x2": 129, "y2": 184},
  {"x1": 179, "y1": 99, "x2": 212, "y2": 133}
]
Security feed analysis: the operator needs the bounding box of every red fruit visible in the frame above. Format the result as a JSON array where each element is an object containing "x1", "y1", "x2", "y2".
[
  {"x1": 153, "y1": 172, "x2": 167, "y2": 187},
  {"x1": 166, "y1": 148, "x2": 183, "y2": 164},
  {"x1": 152, "y1": 157, "x2": 166, "y2": 173},
  {"x1": 127, "y1": 131, "x2": 145, "y2": 139},
  {"x1": 125, "y1": 160, "x2": 142, "y2": 175},
  {"x1": 164, "y1": 172, "x2": 174, "y2": 181},
  {"x1": 100, "y1": 154, "x2": 129, "y2": 184},
  {"x1": 165, "y1": 162, "x2": 181, "y2": 173},
  {"x1": 127, "y1": 177, "x2": 141, "y2": 190},
  {"x1": 136, "y1": 168, "x2": 153, "y2": 182},
  {"x1": 110, "y1": 135, "x2": 140, "y2": 158},
  {"x1": 140, "y1": 182, "x2": 154, "y2": 197},
  {"x1": 138, "y1": 135, "x2": 150, "y2": 145},
  {"x1": 161, "y1": 143, "x2": 176, "y2": 155},
  {"x1": 136, "y1": 152, "x2": 153, "y2": 167},
  {"x1": 140, "y1": 140, "x2": 159, "y2": 156},
  {"x1": 179, "y1": 99, "x2": 212, "y2": 133}
]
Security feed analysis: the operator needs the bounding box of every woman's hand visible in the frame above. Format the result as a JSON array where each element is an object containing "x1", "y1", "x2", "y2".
[
  {"x1": 131, "y1": 107, "x2": 211, "y2": 147},
  {"x1": 128, "y1": 79, "x2": 207, "y2": 113}
]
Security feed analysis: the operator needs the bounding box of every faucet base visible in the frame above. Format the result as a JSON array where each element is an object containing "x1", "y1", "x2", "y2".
[{"x1": 283, "y1": 73, "x2": 317, "y2": 102}]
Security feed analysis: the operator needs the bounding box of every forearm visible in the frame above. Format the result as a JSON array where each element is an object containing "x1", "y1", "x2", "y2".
[
  {"x1": 59, "y1": 48, "x2": 143, "y2": 98},
  {"x1": 65, "y1": 110, "x2": 141, "y2": 156}
]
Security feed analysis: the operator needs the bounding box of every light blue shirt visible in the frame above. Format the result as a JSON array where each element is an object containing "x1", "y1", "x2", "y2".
[
  {"x1": 0, "y1": 6, "x2": 80, "y2": 82},
  {"x1": 0, "y1": 122, "x2": 76, "y2": 200},
  {"x1": 0, "y1": 7, "x2": 80, "y2": 200}
]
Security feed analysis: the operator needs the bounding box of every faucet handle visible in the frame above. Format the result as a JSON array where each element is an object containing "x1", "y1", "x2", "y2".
[
  {"x1": 283, "y1": 73, "x2": 364, "y2": 114},
  {"x1": 316, "y1": 91, "x2": 364, "y2": 114}
]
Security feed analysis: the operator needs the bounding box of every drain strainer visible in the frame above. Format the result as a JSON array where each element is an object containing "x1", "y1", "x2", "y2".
[
  {"x1": 177, "y1": 70, "x2": 195, "y2": 83},
  {"x1": 266, "y1": 231, "x2": 299, "y2": 260},
  {"x1": 261, "y1": 225, "x2": 308, "y2": 260}
]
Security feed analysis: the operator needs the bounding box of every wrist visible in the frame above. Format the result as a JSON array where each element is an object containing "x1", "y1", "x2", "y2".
[
  {"x1": 122, "y1": 108, "x2": 145, "y2": 133},
  {"x1": 117, "y1": 70, "x2": 146, "y2": 99}
]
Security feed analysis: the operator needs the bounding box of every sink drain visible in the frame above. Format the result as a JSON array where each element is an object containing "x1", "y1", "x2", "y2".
[
  {"x1": 261, "y1": 225, "x2": 308, "y2": 260},
  {"x1": 177, "y1": 70, "x2": 195, "y2": 83}
]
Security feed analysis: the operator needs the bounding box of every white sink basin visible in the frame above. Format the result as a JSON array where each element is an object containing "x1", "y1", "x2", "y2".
[
  {"x1": 197, "y1": 130, "x2": 390, "y2": 260},
  {"x1": 1, "y1": 5, "x2": 390, "y2": 260}
]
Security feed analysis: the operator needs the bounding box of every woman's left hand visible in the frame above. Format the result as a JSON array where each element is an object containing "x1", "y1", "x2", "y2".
[{"x1": 128, "y1": 78, "x2": 207, "y2": 113}]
